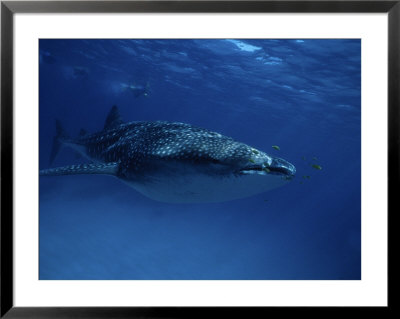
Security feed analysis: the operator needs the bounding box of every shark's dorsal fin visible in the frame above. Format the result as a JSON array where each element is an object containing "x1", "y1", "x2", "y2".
[
  {"x1": 103, "y1": 105, "x2": 123, "y2": 130},
  {"x1": 39, "y1": 162, "x2": 119, "y2": 176}
]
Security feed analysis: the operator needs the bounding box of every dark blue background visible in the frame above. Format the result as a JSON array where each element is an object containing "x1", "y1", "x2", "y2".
[{"x1": 39, "y1": 39, "x2": 361, "y2": 280}]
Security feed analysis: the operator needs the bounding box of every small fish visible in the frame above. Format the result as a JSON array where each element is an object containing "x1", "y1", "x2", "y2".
[
  {"x1": 251, "y1": 149, "x2": 259, "y2": 154},
  {"x1": 301, "y1": 156, "x2": 306, "y2": 160},
  {"x1": 312, "y1": 164, "x2": 322, "y2": 170},
  {"x1": 39, "y1": 50, "x2": 56, "y2": 64},
  {"x1": 249, "y1": 158, "x2": 256, "y2": 163},
  {"x1": 263, "y1": 167, "x2": 271, "y2": 173},
  {"x1": 312, "y1": 157, "x2": 318, "y2": 161},
  {"x1": 272, "y1": 145, "x2": 280, "y2": 151}
]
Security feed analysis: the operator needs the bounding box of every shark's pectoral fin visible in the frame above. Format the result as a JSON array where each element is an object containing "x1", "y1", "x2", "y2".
[{"x1": 39, "y1": 162, "x2": 119, "y2": 176}]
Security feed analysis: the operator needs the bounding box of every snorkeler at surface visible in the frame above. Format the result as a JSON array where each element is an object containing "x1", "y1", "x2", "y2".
[{"x1": 122, "y1": 81, "x2": 150, "y2": 97}]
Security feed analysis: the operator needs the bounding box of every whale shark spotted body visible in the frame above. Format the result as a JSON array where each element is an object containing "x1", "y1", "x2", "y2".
[{"x1": 40, "y1": 106, "x2": 296, "y2": 203}]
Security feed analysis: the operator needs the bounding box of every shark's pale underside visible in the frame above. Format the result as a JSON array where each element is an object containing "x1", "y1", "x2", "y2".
[{"x1": 40, "y1": 106, "x2": 296, "y2": 203}]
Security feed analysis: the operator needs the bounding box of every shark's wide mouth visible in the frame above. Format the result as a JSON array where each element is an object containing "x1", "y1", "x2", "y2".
[{"x1": 238, "y1": 158, "x2": 296, "y2": 178}]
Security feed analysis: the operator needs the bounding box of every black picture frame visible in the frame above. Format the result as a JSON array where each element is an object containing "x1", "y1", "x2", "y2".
[{"x1": 1, "y1": 1, "x2": 397, "y2": 317}]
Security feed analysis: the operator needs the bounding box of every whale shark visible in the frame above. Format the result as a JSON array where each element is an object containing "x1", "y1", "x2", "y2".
[{"x1": 40, "y1": 106, "x2": 296, "y2": 203}]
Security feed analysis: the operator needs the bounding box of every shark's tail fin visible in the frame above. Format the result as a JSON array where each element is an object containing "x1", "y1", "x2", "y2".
[{"x1": 49, "y1": 119, "x2": 68, "y2": 165}]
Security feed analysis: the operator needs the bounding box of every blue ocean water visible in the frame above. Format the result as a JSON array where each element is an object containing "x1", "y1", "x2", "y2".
[{"x1": 39, "y1": 39, "x2": 361, "y2": 280}]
